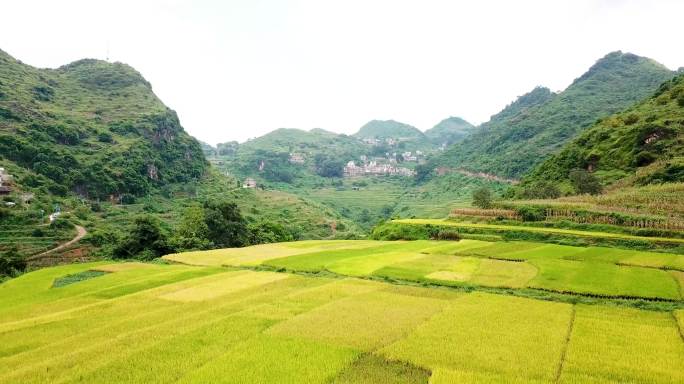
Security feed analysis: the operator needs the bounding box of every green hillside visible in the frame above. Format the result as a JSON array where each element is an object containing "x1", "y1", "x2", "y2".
[
  {"x1": 431, "y1": 52, "x2": 675, "y2": 178},
  {"x1": 353, "y1": 120, "x2": 425, "y2": 140},
  {"x1": 0, "y1": 51, "x2": 365, "y2": 268},
  {"x1": 0, "y1": 50, "x2": 207, "y2": 199},
  {"x1": 521, "y1": 74, "x2": 684, "y2": 193},
  {"x1": 424, "y1": 116, "x2": 475, "y2": 146}
]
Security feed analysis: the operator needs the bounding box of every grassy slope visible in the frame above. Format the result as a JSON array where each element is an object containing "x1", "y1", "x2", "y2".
[
  {"x1": 1, "y1": 261, "x2": 682, "y2": 383},
  {"x1": 433, "y1": 51, "x2": 674, "y2": 178}
]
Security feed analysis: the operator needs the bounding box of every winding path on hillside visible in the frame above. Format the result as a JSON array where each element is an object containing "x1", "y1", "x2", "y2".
[{"x1": 28, "y1": 225, "x2": 87, "y2": 261}]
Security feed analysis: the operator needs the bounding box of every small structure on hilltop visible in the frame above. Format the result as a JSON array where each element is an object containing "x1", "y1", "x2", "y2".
[
  {"x1": 243, "y1": 178, "x2": 257, "y2": 189},
  {"x1": 0, "y1": 167, "x2": 13, "y2": 195}
]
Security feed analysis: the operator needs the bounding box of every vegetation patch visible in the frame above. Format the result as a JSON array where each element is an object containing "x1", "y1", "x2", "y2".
[
  {"x1": 332, "y1": 354, "x2": 430, "y2": 384},
  {"x1": 52, "y1": 270, "x2": 108, "y2": 288}
]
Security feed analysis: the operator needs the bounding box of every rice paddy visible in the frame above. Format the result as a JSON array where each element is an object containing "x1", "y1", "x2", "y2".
[
  {"x1": 2, "y1": 238, "x2": 684, "y2": 382},
  {"x1": 168, "y1": 239, "x2": 684, "y2": 300}
]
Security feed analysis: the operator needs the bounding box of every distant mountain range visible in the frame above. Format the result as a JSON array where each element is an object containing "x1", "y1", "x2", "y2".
[{"x1": 429, "y1": 51, "x2": 677, "y2": 179}]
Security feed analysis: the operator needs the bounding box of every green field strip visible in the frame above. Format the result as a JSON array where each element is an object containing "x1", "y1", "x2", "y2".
[
  {"x1": 393, "y1": 219, "x2": 684, "y2": 244},
  {"x1": 326, "y1": 250, "x2": 427, "y2": 277},
  {"x1": 528, "y1": 259, "x2": 682, "y2": 300},
  {"x1": 557, "y1": 305, "x2": 684, "y2": 384}
]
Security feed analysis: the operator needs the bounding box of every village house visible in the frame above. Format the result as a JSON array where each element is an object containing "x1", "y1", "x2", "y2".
[
  {"x1": 242, "y1": 178, "x2": 257, "y2": 188},
  {"x1": 402, "y1": 151, "x2": 417, "y2": 161},
  {"x1": 289, "y1": 153, "x2": 305, "y2": 164},
  {"x1": 362, "y1": 138, "x2": 380, "y2": 145},
  {"x1": 0, "y1": 167, "x2": 13, "y2": 195},
  {"x1": 343, "y1": 160, "x2": 415, "y2": 177}
]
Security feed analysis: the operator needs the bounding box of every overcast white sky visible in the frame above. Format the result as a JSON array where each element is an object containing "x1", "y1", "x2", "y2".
[{"x1": 1, "y1": 0, "x2": 683, "y2": 144}]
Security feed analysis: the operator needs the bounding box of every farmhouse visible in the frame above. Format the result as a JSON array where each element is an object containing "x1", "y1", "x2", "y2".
[
  {"x1": 289, "y1": 153, "x2": 305, "y2": 164},
  {"x1": 242, "y1": 178, "x2": 257, "y2": 188},
  {"x1": 0, "y1": 167, "x2": 13, "y2": 194}
]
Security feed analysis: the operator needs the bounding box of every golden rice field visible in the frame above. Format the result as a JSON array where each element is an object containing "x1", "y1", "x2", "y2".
[
  {"x1": 1, "y1": 256, "x2": 683, "y2": 383},
  {"x1": 0, "y1": 240, "x2": 684, "y2": 384}
]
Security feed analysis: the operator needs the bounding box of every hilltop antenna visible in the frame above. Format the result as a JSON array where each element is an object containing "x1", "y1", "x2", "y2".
[{"x1": 106, "y1": 40, "x2": 110, "y2": 62}]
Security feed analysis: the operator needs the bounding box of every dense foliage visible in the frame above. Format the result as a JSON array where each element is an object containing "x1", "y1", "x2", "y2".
[
  {"x1": 521, "y1": 74, "x2": 684, "y2": 193},
  {"x1": 429, "y1": 52, "x2": 675, "y2": 179}
]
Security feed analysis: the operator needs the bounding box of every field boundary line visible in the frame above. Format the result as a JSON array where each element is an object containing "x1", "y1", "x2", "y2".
[
  {"x1": 555, "y1": 306, "x2": 576, "y2": 383},
  {"x1": 392, "y1": 219, "x2": 684, "y2": 244},
  {"x1": 671, "y1": 312, "x2": 684, "y2": 344}
]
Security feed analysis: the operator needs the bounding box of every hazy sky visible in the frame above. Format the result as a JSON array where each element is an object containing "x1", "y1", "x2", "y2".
[{"x1": 1, "y1": 0, "x2": 683, "y2": 144}]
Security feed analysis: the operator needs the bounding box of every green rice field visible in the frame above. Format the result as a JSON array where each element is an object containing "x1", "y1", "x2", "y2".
[{"x1": 2, "y1": 238, "x2": 684, "y2": 383}]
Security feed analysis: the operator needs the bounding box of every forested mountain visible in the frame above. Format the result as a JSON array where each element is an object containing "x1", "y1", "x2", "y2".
[
  {"x1": 424, "y1": 116, "x2": 475, "y2": 146},
  {"x1": 431, "y1": 52, "x2": 675, "y2": 179},
  {"x1": 520, "y1": 74, "x2": 684, "y2": 195},
  {"x1": 0, "y1": 49, "x2": 207, "y2": 198},
  {"x1": 216, "y1": 128, "x2": 367, "y2": 183}
]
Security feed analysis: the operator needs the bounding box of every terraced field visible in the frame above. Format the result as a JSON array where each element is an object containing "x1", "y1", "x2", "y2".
[
  {"x1": 167, "y1": 240, "x2": 684, "y2": 300},
  {"x1": 1, "y1": 258, "x2": 683, "y2": 383},
  {"x1": 0, "y1": 224, "x2": 75, "y2": 258},
  {"x1": 392, "y1": 218, "x2": 684, "y2": 244}
]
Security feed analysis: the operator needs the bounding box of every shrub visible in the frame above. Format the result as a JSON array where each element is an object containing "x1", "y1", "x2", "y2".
[
  {"x1": 113, "y1": 215, "x2": 173, "y2": 260},
  {"x1": 472, "y1": 187, "x2": 493, "y2": 209},
  {"x1": 569, "y1": 169, "x2": 602, "y2": 195},
  {"x1": 516, "y1": 206, "x2": 546, "y2": 222},
  {"x1": 0, "y1": 246, "x2": 26, "y2": 277},
  {"x1": 97, "y1": 132, "x2": 113, "y2": 143},
  {"x1": 433, "y1": 230, "x2": 461, "y2": 241}
]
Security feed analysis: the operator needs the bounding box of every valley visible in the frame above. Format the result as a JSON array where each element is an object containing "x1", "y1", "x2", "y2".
[{"x1": 2, "y1": 13, "x2": 684, "y2": 383}]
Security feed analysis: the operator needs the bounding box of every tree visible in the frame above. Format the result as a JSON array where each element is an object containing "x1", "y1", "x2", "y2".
[
  {"x1": 172, "y1": 205, "x2": 211, "y2": 250},
  {"x1": 113, "y1": 215, "x2": 172, "y2": 260},
  {"x1": 203, "y1": 201, "x2": 249, "y2": 248},
  {"x1": 248, "y1": 220, "x2": 294, "y2": 244},
  {"x1": 0, "y1": 246, "x2": 26, "y2": 277},
  {"x1": 569, "y1": 169, "x2": 602, "y2": 195},
  {"x1": 472, "y1": 187, "x2": 493, "y2": 209},
  {"x1": 314, "y1": 154, "x2": 343, "y2": 178}
]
